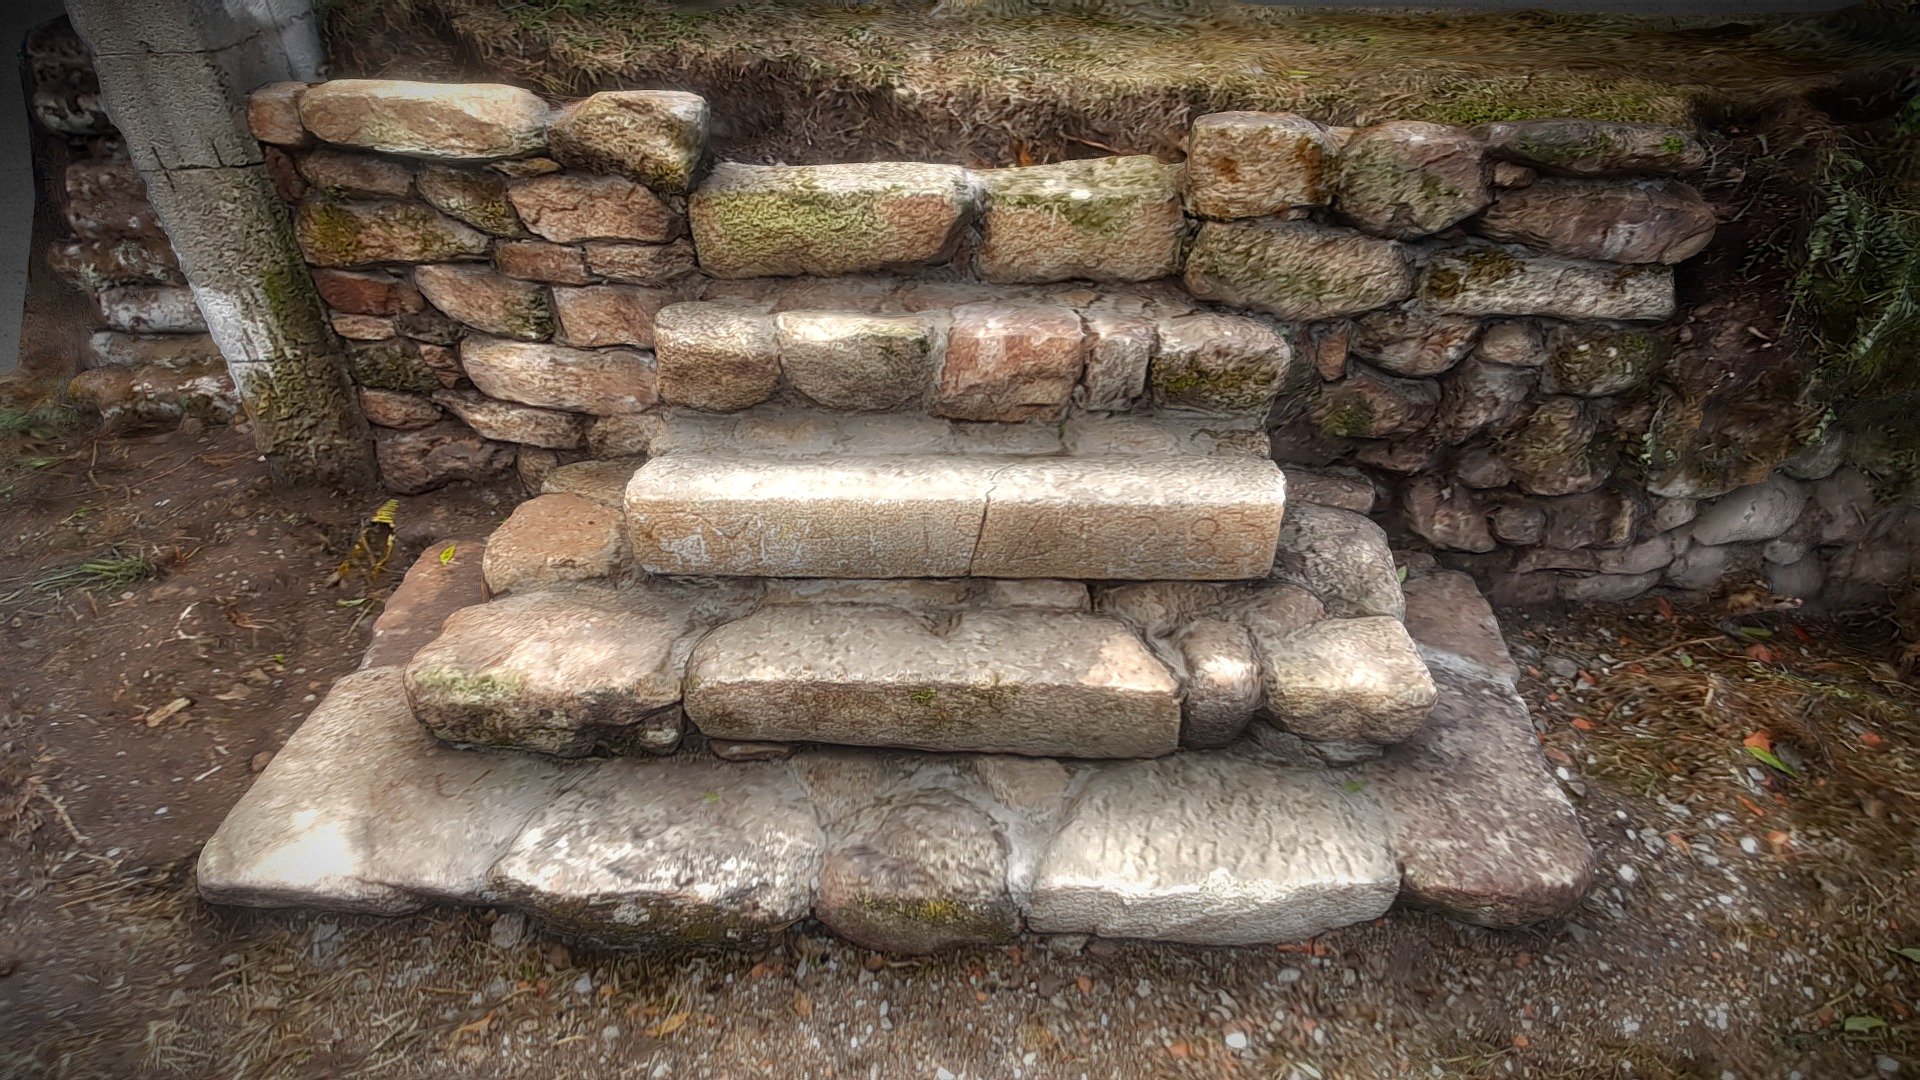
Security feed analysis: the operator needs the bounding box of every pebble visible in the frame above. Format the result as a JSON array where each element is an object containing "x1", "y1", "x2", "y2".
[
  {"x1": 1616, "y1": 864, "x2": 1639, "y2": 885},
  {"x1": 1225, "y1": 1031, "x2": 1250, "y2": 1050}
]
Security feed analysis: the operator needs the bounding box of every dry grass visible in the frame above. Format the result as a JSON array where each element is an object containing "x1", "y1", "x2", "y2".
[{"x1": 323, "y1": 0, "x2": 1920, "y2": 165}]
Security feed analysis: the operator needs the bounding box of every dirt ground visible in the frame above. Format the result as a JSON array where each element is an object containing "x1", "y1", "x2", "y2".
[{"x1": 0, "y1": 418, "x2": 1916, "y2": 1080}]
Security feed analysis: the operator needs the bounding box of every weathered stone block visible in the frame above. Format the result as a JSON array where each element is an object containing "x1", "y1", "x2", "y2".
[
  {"x1": 85, "y1": 331, "x2": 219, "y2": 370},
  {"x1": 1348, "y1": 308, "x2": 1481, "y2": 377},
  {"x1": 1432, "y1": 356, "x2": 1536, "y2": 444},
  {"x1": 489, "y1": 759, "x2": 822, "y2": 946},
  {"x1": 775, "y1": 311, "x2": 936, "y2": 411},
  {"x1": 1420, "y1": 247, "x2": 1675, "y2": 321},
  {"x1": 1174, "y1": 618, "x2": 1263, "y2": 748},
  {"x1": 1076, "y1": 309, "x2": 1155, "y2": 412},
  {"x1": 1151, "y1": 312, "x2": 1291, "y2": 415},
  {"x1": 1504, "y1": 396, "x2": 1612, "y2": 497},
  {"x1": 1477, "y1": 178, "x2": 1715, "y2": 265},
  {"x1": 1282, "y1": 467, "x2": 1375, "y2": 514},
  {"x1": 1185, "y1": 111, "x2": 1338, "y2": 218},
  {"x1": 541, "y1": 458, "x2": 645, "y2": 506},
  {"x1": 50, "y1": 236, "x2": 182, "y2": 290},
  {"x1": 414, "y1": 264, "x2": 553, "y2": 340},
  {"x1": 1027, "y1": 755, "x2": 1397, "y2": 944},
  {"x1": 1185, "y1": 220, "x2": 1413, "y2": 321},
  {"x1": 417, "y1": 166, "x2": 525, "y2": 236},
  {"x1": 1334, "y1": 121, "x2": 1489, "y2": 239},
  {"x1": 816, "y1": 787, "x2": 1021, "y2": 954},
  {"x1": 494, "y1": 240, "x2": 593, "y2": 285},
  {"x1": 1540, "y1": 323, "x2": 1670, "y2": 397},
  {"x1": 373, "y1": 421, "x2": 514, "y2": 494},
  {"x1": 509, "y1": 174, "x2": 680, "y2": 243},
  {"x1": 357, "y1": 387, "x2": 442, "y2": 430},
  {"x1": 1094, "y1": 581, "x2": 1235, "y2": 636},
  {"x1": 482, "y1": 493, "x2": 629, "y2": 593},
  {"x1": 96, "y1": 285, "x2": 204, "y2": 334},
  {"x1": 312, "y1": 268, "x2": 427, "y2": 315},
  {"x1": 1272, "y1": 501, "x2": 1405, "y2": 619},
  {"x1": 65, "y1": 161, "x2": 162, "y2": 241},
  {"x1": 683, "y1": 606, "x2": 1180, "y2": 758},
  {"x1": 1401, "y1": 476, "x2": 1496, "y2": 553},
  {"x1": 1313, "y1": 364, "x2": 1438, "y2": 438},
  {"x1": 1690, "y1": 475, "x2": 1808, "y2": 546},
  {"x1": 196, "y1": 667, "x2": 570, "y2": 914},
  {"x1": 583, "y1": 239, "x2": 697, "y2": 285},
  {"x1": 296, "y1": 148, "x2": 412, "y2": 198},
  {"x1": 461, "y1": 337, "x2": 658, "y2": 415},
  {"x1": 932, "y1": 302, "x2": 1084, "y2": 422},
  {"x1": 1472, "y1": 119, "x2": 1705, "y2": 177},
  {"x1": 431, "y1": 389, "x2": 586, "y2": 449},
  {"x1": 970, "y1": 456, "x2": 1289, "y2": 580},
  {"x1": 976, "y1": 156, "x2": 1184, "y2": 283},
  {"x1": 548, "y1": 90, "x2": 709, "y2": 194},
  {"x1": 690, "y1": 161, "x2": 978, "y2": 278},
  {"x1": 653, "y1": 302, "x2": 781, "y2": 411},
  {"x1": 1257, "y1": 616, "x2": 1436, "y2": 744},
  {"x1": 295, "y1": 198, "x2": 490, "y2": 267},
  {"x1": 247, "y1": 81, "x2": 309, "y2": 147},
  {"x1": 405, "y1": 584, "x2": 706, "y2": 756},
  {"x1": 297, "y1": 79, "x2": 551, "y2": 161},
  {"x1": 1475, "y1": 319, "x2": 1547, "y2": 367},
  {"x1": 553, "y1": 284, "x2": 680, "y2": 348},
  {"x1": 334, "y1": 314, "x2": 395, "y2": 341}
]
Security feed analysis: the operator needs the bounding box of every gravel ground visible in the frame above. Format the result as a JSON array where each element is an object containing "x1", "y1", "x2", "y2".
[{"x1": 0, "y1": 422, "x2": 1915, "y2": 1079}]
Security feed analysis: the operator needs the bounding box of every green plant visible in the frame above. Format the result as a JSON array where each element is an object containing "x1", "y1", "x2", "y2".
[{"x1": 1790, "y1": 94, "x2": 1920, "y2": 452}]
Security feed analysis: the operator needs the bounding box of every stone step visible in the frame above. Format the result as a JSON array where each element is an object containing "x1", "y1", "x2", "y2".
[
  {"x1": 625, "y1": 448, "x2": 1288, "y2": 580},
  {"x1": 198, "y1": 556, "x2": 1594, "y2": 949}
]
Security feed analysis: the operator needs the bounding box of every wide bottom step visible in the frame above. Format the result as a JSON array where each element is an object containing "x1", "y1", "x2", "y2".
[{"x1": 198, "y1": 566, "x2": 1594, "y2": 950}]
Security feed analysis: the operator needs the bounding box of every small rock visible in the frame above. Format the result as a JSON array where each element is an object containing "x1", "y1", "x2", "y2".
[{"x1": 489, "y1": 911, "x2": 527, "y2": 949}]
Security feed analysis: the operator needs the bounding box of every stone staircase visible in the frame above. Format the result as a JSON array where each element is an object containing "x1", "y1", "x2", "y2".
[
  {"x1": 196, "y1": 91, "x2": 1596, "y2": 949},
  {"x1": 197, "y1": 280, "x2": 1594, "y2": 946}
]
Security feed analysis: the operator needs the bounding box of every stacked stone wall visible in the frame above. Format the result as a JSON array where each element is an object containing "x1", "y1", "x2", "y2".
[
  {"x1": 25, "y1": 23, "x2": 239, "y2": 426},
  {"x1": 62, "y1": 69, "x2": 1902, "y2": 611}
]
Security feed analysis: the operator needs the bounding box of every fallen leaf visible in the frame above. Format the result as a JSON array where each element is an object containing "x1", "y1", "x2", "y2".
[
  {"x1": 1075, "y1": 976, "x2": 1093, "y2": 994},
  {"x1": 1743, "y1": 731, "x2": 1774, "y2": 752},
  {"x1": 143, "y1": 697, "x2": 192, "y2": 727},
  {"x1": 1512, "y1": 1034, "x2": 1531, "y2": 1049},
  {"x1": 1843, "y1": 1015, "x2": 1886, "y2": 1034},
  {"x1": 791, "y1": 992, "x2": 812, "y2": 1018},
  {"x1": 1571, "y1": 717, "x2": 1595, "y2": 732},
  {"x1": 1736, "y1": 795, "x2": 1769, "y2": 818},
  {"x1": 1655, "y1": 597, "x2": 1676, "y2": 621},
  {"x1": 862, "y1": 952, "x2": 885, "y2": 971},
  {"x1": 1544, "y1": 746, "x2": 1574, "y2": 765},
  {"x1": 648, "y1": 1011, "x2": 691, "y2": 1038},
  {"x1": 1895, "y1": 948, "x2": 1920, "y2": 963},
  {"x1": 1767, "y1": 830, "x2": 1792, "y2": 849},
  {"x1": 1745, "y1": 643, "x2": 1776, "y2": 663},
  {"x1": 1745, "y1": 744, "x2": 1798, "y2": 777},
  {"x1": 1167, "y1": 1039, "x2": 1191, "y2": 1058},
  {"x1": 439, "y1": 543, "x2": 458, "y2": 566},
  {"x1": 1860, "y1": 732, "x2": 1885, "y2": 749},
  {"x1": 452, "y1": 1011, "x2": 496, "y2": 1039}
]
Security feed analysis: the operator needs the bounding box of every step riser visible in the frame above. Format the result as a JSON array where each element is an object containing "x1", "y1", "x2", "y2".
[
  {"x1": 683, "y1": 607, "x2": 1182, "y2": 758},
  {"x1": 625, "y1": 454, "x2": 1289, "y2": 581}
]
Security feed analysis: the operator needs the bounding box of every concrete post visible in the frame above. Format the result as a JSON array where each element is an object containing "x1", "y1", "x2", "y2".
[{"x1": 63, "y1": 0, "x2": 374, "y2": 486}]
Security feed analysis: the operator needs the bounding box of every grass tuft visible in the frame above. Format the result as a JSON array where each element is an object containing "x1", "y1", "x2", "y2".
[{"x1": 0, "y1": 548, "x2": 161, "y2": 608}]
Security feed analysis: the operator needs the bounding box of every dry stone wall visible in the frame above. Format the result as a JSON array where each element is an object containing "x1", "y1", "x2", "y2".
[
  {"x1": 25, "y1": 23, "x2": 238, "y2": 427},
  {"x1": 208, "y1": 75, "x2": 1909, "y2": 610}
]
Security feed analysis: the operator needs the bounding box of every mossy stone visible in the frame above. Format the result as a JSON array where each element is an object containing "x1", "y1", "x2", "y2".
[
  {"x1": 1542, "y1": 323, "x2": 1670, "y2": 397},
  {"x1": 975, "y1": 155, "x2": 1184, "y2": 283}
]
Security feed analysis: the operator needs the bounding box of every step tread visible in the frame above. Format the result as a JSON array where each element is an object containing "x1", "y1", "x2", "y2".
[
  {"x1": 626, "y1": 448, "x2": 1288, "y2": 580},
  {"x1": 198, "y1": 564, "x2": 1595, "y2": 948}
]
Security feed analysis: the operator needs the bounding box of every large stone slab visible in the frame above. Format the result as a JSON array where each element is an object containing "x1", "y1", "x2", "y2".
[
  {"x1": 489, "y1": 758, "x2": 822, "y2": 947},
  {"x1": 627, "y1": 453, "x2": 986, "y2": 577},
  {"x1": 1027, "y1": 755, "x2": 1398, "y2": 944},
  {"x1": 404, "y1": 584, "x2": 712, "y2": 757},
  {"x1": 689, "y1": 161, "x2": 978, "y2": 278},
  {"x1": 1420, "y1": 247, "x2": 1675, "y2": 321},
  {"x1": 1184, "y1": 220, "x2": 1414, "y2": 321},
  {"x1": 298, "y1": 79, "x2": 552, "y2": 160},
  {"x1": 196, "y1": 667, "x2": 573, "y2": 914},
  {"x1": 683, "y1": 606, "x2": 1181, "y2": 758},
  {"x1": 975, "y1": 156, "x2": 1184, "y2": 283},
  {"x1": 625, "y1": 451, "x2": 1288, "y2": 580},
  {"x1": 653, "y1": 302, "x2": 781, "y2": 412},
  {"x1": 1365, "y1": 568, "x2": 1594, "y2": 924},
  {"x1": 970, "y1": 456, "x2": 1288, "y2": 580},
  {"x1": 362, "y1": 536, "x2": 490, "y2": 670}
]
